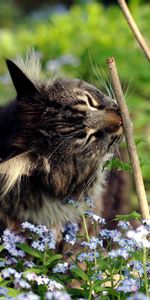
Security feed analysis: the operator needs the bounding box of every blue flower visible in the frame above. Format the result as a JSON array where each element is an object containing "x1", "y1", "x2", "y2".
[
  {"x1": 128, "y1": 260, "x2": 144, "y2": 276},
  {"x1": 109, "y1": 248, "x2": 129, "y2": 259},
  {"x1": 24, "y1": 261, "x2": 35, "y2": 268},
  {"x1": 28, "y1": 227, "x2": 56, "y2": 252},
  {"x1": 85, "y1": 211, "x2": 105, "y2": 224},
  {"x1": 118, "y1": 221, "x2": 132, "y2": 230},
  {"x1": 2, "y1": 229, "x2": 25, "y2": 257},
  {"x1": 22, "y1": 222, "x2": 36, "y2": 233},
  {"x1": 118, "y1": 238, "x2": 136, "y2": 251},
  {"x1": 81, "y1": 237, "x2": 103, "y2": 250},
  {"x1": 1, "y1": 268, "x2": 17, "y2": 279},
  {"x1": 100, "y1": 229, "x2": 121, "y2": 242},
  {"x1": 53, "y1": 262, "x2": 69, "y2": 274},
  {"x1": 0, "y1": 260, "x2": 6, "y2": 267},
  {"x1": 127, "y1": 293, "x2": 150, "y2": 300},
  {"x1": 46, "y1": 291, "x2": 71, "y2": 300},
  {"x1": 63, "y1": 222, "x2": 79, "y2": 245},
  {"x1": 0, "y1": 287, "x2": 8, "y2": 296},
  {"x1": 16, "y1": 293, "x2": 40, "y2": 300},
  {"x1": 14, "y1": 279, "x2": 31, "y2": 290},
  {"x1": 77, "y1": 251, "x2": 99, "y2": 262},
  {"x1": 117, "y1": 278, "x2": 140, "y2": 293}
]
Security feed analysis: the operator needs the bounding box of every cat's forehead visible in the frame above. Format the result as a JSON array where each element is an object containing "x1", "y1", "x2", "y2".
[{"x1": 49, "y1": 78, "x2": 107, "y2": 104}]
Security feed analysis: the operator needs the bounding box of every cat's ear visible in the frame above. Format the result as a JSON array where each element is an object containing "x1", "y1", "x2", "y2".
[{"x1": 6, "y1": 59, "x2": 38, "y2": 98}]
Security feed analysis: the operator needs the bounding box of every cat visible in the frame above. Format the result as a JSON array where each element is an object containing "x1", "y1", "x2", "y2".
[{"x1": 0, "y1": 52, "x2": 123, "y2": 231}]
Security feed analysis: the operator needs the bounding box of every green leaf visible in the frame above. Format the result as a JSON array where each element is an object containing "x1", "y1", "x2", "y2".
[
  {"x1": 70, "y1": 267, "x2": 89, "y2": 281},
  {"x1": 46, "y1": 254, "x2": 63, "y2": 266},
  {"x1": 24, "y1": 267, "x2": 43, "y2": 274},
  {"x1": 104, "y1": 158, "x2": 131, "y2": 172},
  {"x1": 67, "y1": 288, "x2": 85, "y2": 298},
  {"x1": 135, "y1": 137, "x2": 146, "y2": 146},
  {"x1": 17, "y1": 243, "x2": 42, "y2": 258},
  {"x1": 0, "y1": 245, "x2": 4, "y2": 252},
  {"x1": 114, "y1": 211, "x2": 141, "y2": 221},
  {"x1": 7, "y1": 288, "x2": 19, "y2": 297}
]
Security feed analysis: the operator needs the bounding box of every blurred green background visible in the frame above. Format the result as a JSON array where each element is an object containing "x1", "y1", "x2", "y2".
[{"x1": 0, "y1": 0, "x2": 149, "y2": 204}]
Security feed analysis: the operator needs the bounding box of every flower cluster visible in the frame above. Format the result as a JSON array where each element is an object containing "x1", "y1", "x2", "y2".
[
  {"x1": 77, "y1": 251, "x2": 100, "y2": 262},
  {"x1": 127, "y1": 225, "x2": 150, "y2": 248},
  {"x1": 53, "y1": 262, "x2": 69, "y2": 274},
  {"x1": 117, "y1": 278, "x2": 140, "y2": 293},
  {"x1": 0, "y1": 215, "x2": 150, "y2": 300},
  {"x1": 2, "y1": 229, "x2": 25, "y2": 257},
  {"x1": 25, "y1": 273, "x2": 64, "y2": 292},
  {"x1": 22, "y1": 222, "x2": 56, "y2": 251},
  {"x1": 85, "y1": 211, "x2": 105, "y2": 224},
  {"x1": 81, "y1": 236, "x2": 103, "y2": 250}
]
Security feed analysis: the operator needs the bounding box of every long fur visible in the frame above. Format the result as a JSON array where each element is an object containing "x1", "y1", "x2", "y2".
[
  {"x1": 15, "y1": 49, "x2": 43, "y2": 85},
  {"x1": 0, "y1": 153, "x2": 31, "y2": 199},
  {"x1": 0, "y1": 51, "x2": 123, "y2": 229}
]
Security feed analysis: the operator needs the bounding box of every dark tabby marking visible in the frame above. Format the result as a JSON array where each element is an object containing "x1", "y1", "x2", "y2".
[{"x1": 0, "y1": 54, "x2": 123, "y2": 229}]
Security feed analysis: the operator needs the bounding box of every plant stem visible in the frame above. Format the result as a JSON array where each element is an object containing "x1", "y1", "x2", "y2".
[
  {"x1": 88, "y1": 283, "x2": 93, "y2": 300},
  {"x1": 107, "y1": 57, "x2": 149, "y2": 220},
  {"x1": 82, "y1": 214, "x2": 90, "y2": 242},
  {"x1": 118, "y1": 0, "x2": 150, "y2": 62},
  {"x1": 143, "y1": 247, "x2": 149, "y2": 297}
]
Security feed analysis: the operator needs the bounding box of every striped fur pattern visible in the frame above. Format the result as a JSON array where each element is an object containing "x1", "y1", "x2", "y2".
[{"x1": 0, "y1": 52, "x2": 123, "y2": 229}]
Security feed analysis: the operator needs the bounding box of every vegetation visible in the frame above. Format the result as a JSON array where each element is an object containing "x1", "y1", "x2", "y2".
[{"x1": 0, "y1": 211, "x2": 150, "y2": 300}]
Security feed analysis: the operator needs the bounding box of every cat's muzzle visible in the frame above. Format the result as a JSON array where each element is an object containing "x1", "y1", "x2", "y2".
[{"x1": 104, "y1": 108, "x2": 123, "y2": 136}]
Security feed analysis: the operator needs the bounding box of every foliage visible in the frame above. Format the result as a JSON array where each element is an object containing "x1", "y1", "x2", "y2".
[{"x1": 0, "y1": 209, "x2": 150, "y2": 300}]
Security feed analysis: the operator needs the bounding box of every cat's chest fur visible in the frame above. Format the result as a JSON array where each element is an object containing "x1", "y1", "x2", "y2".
[{"x1": 1, "y1": 154, "x2": 111, "y2": 228}]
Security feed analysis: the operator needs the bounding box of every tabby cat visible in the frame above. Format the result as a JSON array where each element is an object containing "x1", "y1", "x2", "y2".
[{"x1": 0, "y1": 53, "x2": 123, "y2": 230}]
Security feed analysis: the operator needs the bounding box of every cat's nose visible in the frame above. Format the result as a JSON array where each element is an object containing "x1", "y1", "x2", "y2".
[{"x1": 104, "y1": 108, "x2": 123, "y2": 134}]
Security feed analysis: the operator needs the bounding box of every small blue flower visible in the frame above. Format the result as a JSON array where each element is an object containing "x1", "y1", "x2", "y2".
[
  {"x1": 0, "y1": 260, "x2": 6, "y2": 267},
  {"x1": 118, "y1": 221, "x2": 132, "y2": 230},
  {"x1": 118, "y1": 238, "x2": 136, "y2": 251},
  {"x1": 109, "y1": 248, "x2": 129, "y2": 259},
  {"x1": 6, "y1": 257, "x2": 18, "y2": 266},
  {"x1": 63, "y1": 222, "x2": 79, "y2": 245},
  {"x1": 77, "y1": 252, "x2": 87, "y2": 263},
  {"x1": 117, "y1": 278, "x2": 140, "y2": 293},
  {"x1": 85, "y1": 211, "x2": 105, "y2": 224},
  {"x1": 1, "y1": 267, "x2": 17, "y2": 279},
  {"x1": 128, "y1": 260, "x2": 144, "y2": 276},
  {"x1": 46, "y1": 291, "x2": 71, "y2": 300},
  {"x1": 0, "y1": 287, "x2": 8, "y2": 296},
  {"x1": 81, "y1": 237, "x2": 103, "y2": 250},
  {"x1": 16, "y1": 292, "x2": 40, "y2": 300},
  {"x1": 127, "y1": 293, "x2": 150, "y2": 300},
  {"x1": 24, "y1": 261, "x2": 35, "y2": 268},
  {"x1": 100, "y1": 229, "x2": 121, "y2": 242},
  {"x1": 53, "y1": 262, "x2": 68, "y2": 274},
  {"x1": 91, "y1": 270, "x2": 103, "y2": 281},
  {"x1": 77, "y1": 251, "x2": 99, "y2": 262},
  {"x1": 2, "y1": 230, "x2": 25, "y2": 257},
  {"x1": 30, "y1": 229, "x2": 56, "y2": 252},
  {"x1": 14, "y1": 279, "x2": 31, "y2": 290},
  {"x1": 47, "y1": 280, "x2": 64, "y2": 292},
  {"x1": 22, "y1": 222, "x2": 36, "y2": 232}
]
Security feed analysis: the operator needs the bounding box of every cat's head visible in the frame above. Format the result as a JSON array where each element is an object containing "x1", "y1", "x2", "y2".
[{"x1": 0, "y1": 55, "x2": 123, "y2": 199}]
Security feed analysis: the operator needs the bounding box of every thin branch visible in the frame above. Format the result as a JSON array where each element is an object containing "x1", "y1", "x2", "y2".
[
  {"x1": 118, "y1": 0, "x2": 150, "y2": 62},
  {"x1": 107, "y1": 57, "x2": 149, "y2": 220}
]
